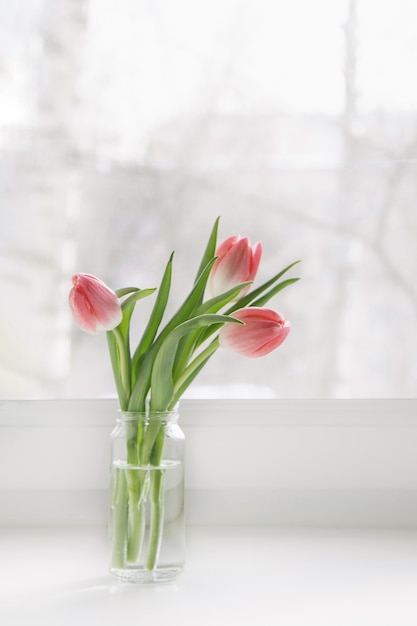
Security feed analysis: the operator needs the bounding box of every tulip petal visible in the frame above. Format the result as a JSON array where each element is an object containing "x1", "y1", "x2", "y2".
[
  {"x1": 215, "y1": 235, "x2": 239, "y2": 258},
  {"x1": 207, "y1": 234, "x2": 262, "y2": 299},
  {"x1": 250, "y1": 241, "x2": 262, "y2": 277},
  {"x1": 219, "y1": 307, "x2": 290, "y2": 358},
  {"x1": 69, "y1": 273, "x2": 122, "y2": 334}
]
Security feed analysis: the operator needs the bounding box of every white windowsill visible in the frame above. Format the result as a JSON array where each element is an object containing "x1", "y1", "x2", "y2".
[{"x1": 2, "y1": 525, "x2": 417, "y2": 626}]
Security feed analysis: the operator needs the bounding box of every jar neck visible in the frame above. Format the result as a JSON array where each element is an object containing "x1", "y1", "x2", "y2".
[{"x1": 117, "y1": 406, "x2": 179, "y2": 426}]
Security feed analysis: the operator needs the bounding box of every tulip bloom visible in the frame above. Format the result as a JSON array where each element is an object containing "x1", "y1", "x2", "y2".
[
  {"x1": 207, "y1": 235, "x2": 262, "y2": 298},
  {"x1": 219, "y1": 307, "x2": 290, "y2": 358},
  {"x1": 69, "y1": 273, "x2": 122, "y2": 334}
]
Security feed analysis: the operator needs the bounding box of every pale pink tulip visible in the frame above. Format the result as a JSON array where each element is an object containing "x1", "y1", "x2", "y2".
[
  {"x1": 207, "y1": 235, "x2": 262, "y2": 298},
  {"x1": 69, "y1": 273, "x2": 122, "y2": 334},
  {"x1": 219, "y1": 307, "x2": 290, "y2": 358}
]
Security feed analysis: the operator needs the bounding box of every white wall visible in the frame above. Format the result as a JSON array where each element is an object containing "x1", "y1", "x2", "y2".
[{"x1": 1, "y1": 399, "x2": 417, "y2": 527}]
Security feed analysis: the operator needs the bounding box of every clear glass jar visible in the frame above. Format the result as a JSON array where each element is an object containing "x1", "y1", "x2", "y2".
[{"x1": 109, "y1": 407, "x2": 185, "y2": 583}]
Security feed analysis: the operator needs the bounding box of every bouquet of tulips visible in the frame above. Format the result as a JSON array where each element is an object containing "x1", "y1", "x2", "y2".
[{"x1": 69, "y1": 217, "x2": 299, "y2": 572}]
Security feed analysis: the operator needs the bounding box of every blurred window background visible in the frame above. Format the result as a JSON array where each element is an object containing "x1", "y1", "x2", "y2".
[{"x1": 1, "y1": 0, "x2": 416, "y2": 399}]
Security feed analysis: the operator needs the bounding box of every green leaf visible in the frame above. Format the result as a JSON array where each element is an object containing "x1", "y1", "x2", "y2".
[
  {"x1": 193, "y1": 216, "x2": 220, "y2": 285},
  {"x1": 196, "y1": 281, "x2": 253, "y2": 315},
  {"x1": 225, "y1": 260, "x2": 302, "y2": 313},
  {"x1": 250, "y1": 278, "x2": 301, "y2": 307},
  {"x1": 156, "y1": 256, "x2": 218, "y2": 341},
  {"x1": 150, "y1": 314, "x2": 242, "y2": 411},
  {"x1": 117, "y1": 287, "x2": 156, "y2": 351},
  {"x1": 129, "y1": 221, "x2": 220, "y2": 408},
  {"x1": 170, "y1": 337, "x2": 221, "y2": 409},
  {"x1": 169, "y1": 354, "x2": 210, "y2": 409},
  {"x1": 127, "y1": 257, "x2": 218, "y2": 412},
  {"x1": 118, "y1": 288, "x2": 156, "y2": 343},
  {"x1": 120, "y1": 288, "x2": 156, "y2": 311},
  {"x1": 115, "y1": 286, "x2": 141, "y2": 298},
  {"x1": 131, "y1": 253, "x2": 174, "y2": 370},
  {"x1": 172, "y1": 280, "x2": 252, "y2": 378}
]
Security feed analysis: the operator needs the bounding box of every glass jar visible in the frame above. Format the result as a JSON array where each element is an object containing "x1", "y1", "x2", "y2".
[{"x1": 109, "y1": 407, "x2": 185, "y2": 583}]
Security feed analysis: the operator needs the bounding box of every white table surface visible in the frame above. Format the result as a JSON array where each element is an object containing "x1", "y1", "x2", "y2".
[{"x1": 1, "y1": 526, "x2": 417, "y2": 626}]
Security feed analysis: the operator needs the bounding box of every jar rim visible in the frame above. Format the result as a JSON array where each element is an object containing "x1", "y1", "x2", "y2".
[{"x1": 117, "y1": 404, "x2": 179, "y2": 423}]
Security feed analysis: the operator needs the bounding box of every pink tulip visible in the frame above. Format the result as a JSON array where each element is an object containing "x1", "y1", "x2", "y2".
[
  {"x1": 69, "y1": 273, "x2": 123, "y2": 334},
  {"x1": 207, "y1": 235, "x2": 262, "y2": 298},
  {"x1": 219, "y1": 307, "x2": 290, "y2": 358}
]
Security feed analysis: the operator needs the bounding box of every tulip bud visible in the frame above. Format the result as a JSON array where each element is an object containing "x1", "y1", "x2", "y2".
[
  {"x1": 207, "y1": 235, "x2": 262, "y2": 299},
  {"x1": 69, "y1": 273, "x2": 123, "y2": 334},
  {"x1": 219, "y1": 307, "x2": 290, "y2": 358}
]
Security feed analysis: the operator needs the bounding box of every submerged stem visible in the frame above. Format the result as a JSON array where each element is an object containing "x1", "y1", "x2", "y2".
[
  {"x1": 110, "y1": 467, "x2": 128, "y2": 569},
  {"x1": 145, "y1": 469, "x2": 165, "y2": 571},
  {"x1": 143, "y1": 421, "x2": 167, "y2": 570},
  {"x1": 126, "y1": 470, "x2": 149, "y2": 563}
]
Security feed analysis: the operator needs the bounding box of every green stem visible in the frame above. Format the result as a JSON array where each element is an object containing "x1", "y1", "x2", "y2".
[
  {"x1": 172, "y1": 337, "x2": 220, "y2": 400},
  {"x1": 116, "y1": 416, "x2": 170, "y2": 571},
  {"x1": 139, "y1": 421, "x2": 163, "y2": 464},
  {"x1": 112, "y1": 327, "x2": 131, "y2": 404},
  {"x1": 126, "y1": 470, "x2": 149, "y2": 563},
  {"x1": 122, "y1": 418, "x2": 166, "y2": 567},
  {"x1": 124, "y1": 417, "x2": 147, "y2": 564},
  {"x1": 110, "y1": 466, "x2": 128, "y2": 569},
  {"x1": 144, "y1": 424, "x2": 166, "y2": 571},
  {"x1": 145, "y1": 469, "x2": 165, "y2": 571}
]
